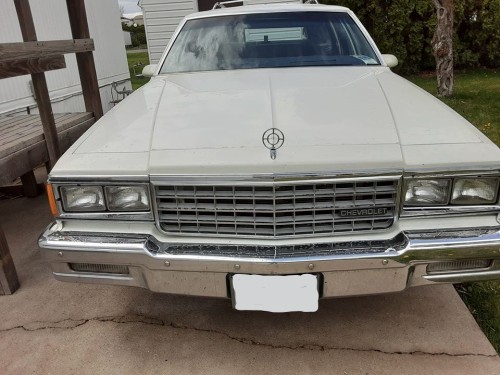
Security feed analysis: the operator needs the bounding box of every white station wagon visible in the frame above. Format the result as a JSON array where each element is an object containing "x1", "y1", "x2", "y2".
[{"x1": 39, "y1": 3, "x2": 500, "y2": 312}]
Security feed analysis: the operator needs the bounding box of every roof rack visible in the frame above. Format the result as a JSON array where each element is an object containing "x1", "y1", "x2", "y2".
[{"x1": 212, "y1": 0, "x2": 318, "y2": 10}]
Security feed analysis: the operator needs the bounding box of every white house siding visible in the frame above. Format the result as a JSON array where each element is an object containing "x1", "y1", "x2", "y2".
[
  {"x1": 0, "y1": 0, "x2": 131, "y2": 115},
  {"x1": 140, "y1": 0, "x2": 196, "y2": 64},
  {"x1": 123, "y1": 31, "x2": 132, "y2": 46},
  {"x1": 140, "y1": 0, "x2": 303, "y2": 65}
]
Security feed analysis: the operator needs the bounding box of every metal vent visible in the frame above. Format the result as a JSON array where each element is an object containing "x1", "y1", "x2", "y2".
[
  {"x1": 70, "y1": 263, "x2": 129, "y2": 275},
  {"x1": 155, "y1": 179, "x2": 398, "y2": 237},
  {"x1": 427, "y1": 259, "x2": 492, "y2": 274}
]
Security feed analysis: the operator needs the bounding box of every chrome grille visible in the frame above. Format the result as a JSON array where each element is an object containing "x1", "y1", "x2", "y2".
[
  {"x1": 155, "y1": 179, "x2": 399, "y2": 237},
  {"x1": 147, "y1": 234, "x2": 408, "y2": 258}
]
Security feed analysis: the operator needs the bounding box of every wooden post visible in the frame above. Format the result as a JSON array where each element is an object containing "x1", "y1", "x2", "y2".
[
  {"x1": 20, "y1": 170, "x2": 39, "y2": 197},
  {"x1": 0, "y1": 226, "x2": 20, "y2": 295},
  {"x1": 14, "y1": 0, "x2": 61, "y2": 170},
  {"x1": 66, "y1": 0, "x2": 104, "y2": 120}
]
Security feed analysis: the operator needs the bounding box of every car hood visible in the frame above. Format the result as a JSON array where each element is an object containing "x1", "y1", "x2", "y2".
[
  {"x1": 54, "y1": 67, "x2": 499, "y2": 177},
  {"x1": 148, "y1": 67, "x2": 407, "y2": 175},
  {"x1": 152, "y1": 68, "x2": 400, "y2": 149}
]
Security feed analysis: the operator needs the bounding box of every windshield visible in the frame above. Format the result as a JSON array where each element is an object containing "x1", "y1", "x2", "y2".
[{"x1": 160, "y1": 11, "x2": 380, "y2": 73}]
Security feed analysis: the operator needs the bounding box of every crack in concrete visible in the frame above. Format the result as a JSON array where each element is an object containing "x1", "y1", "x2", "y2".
[{"x1": 0, "y1": 314, "x2": 498, "y2": 359}]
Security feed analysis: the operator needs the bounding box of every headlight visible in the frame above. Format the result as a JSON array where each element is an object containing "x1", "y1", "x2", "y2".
[
  {"x1": 451, "y1": 178, "x2": 499, "y2": 205},
  {"x1": 60, "y1": 186, "x2": 105, "y2": 212},
  {"x1": 105, "y1": 186, "x2": 150, "y2": 211},
  {"x1": 404, "y1": 179, "x2": 451, "y2": 206}
]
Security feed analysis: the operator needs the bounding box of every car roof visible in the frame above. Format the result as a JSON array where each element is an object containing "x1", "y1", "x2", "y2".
[{"x1": 185, "y1": 4, "x2": 350, "y2": 20}]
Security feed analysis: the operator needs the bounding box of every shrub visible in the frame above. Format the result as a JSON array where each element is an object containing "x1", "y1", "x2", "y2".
[{"x1": 321, "y1": 0, "x2": 500, "y2": 73}]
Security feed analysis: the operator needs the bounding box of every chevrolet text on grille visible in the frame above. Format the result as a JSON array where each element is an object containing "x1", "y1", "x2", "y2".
[{"x1": 339, "y1": 208, "x2": 389, "y2": 217}]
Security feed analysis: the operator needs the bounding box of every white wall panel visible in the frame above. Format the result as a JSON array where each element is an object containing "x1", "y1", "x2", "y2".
[
  {"x1": 147, "y1": 25, "x2": 179, "y2": 34},
  {"x1": 144, "y1": 2, "x2": 195, "y2": 12},
  {"x1": 0, "y1": 0, "x2": 131, "y2": 115},
  {"x1": 141, "y1": 0, "x2": 195, "y2": 64}
]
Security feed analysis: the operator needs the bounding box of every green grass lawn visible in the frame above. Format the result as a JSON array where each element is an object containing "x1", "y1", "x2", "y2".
[
  {"x1": 408, "y1": 70, "x2": 500, "y2": 353},
  {"x1": 127, "y1": 52, "x2": 150, "y2": 91},
  {"x1": 408, "y1": 71, "x2": 500, "y2": 145}
]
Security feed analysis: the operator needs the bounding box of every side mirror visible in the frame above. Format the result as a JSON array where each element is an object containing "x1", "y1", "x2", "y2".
[
  {"x1": 381, "y1": 54, "x2": 398, "y2": 68},
  {"x1": 142, "y1": 64, "x2": 158, "y2": 78}
]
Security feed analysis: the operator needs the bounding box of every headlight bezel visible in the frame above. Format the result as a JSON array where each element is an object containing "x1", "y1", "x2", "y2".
[
  {"x1": 51, "y1": 180, "x2": 153, "y2": 221},
  {"x1": 401, "y1": 172, "x2": 500, "y2": 217}
]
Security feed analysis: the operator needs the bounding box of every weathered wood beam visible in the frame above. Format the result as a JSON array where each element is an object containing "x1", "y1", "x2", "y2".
[
  {"x1": 13, "y1": 0, "x2": 36, "y2": 40},
  {"x1": 66, "y1": 0, "x2": 103, "y2": 120},
  {"x1": 14, "y1": 0, "x2": 61, "y2": 170},
  {"x1": 20, "y1": 170, "x2": 40, "y2": 197},
  {"x1": 0, "y1": 117, "x2": 96, "y2": 185},
  {"x1": 0, "y1": 226, "x2": 20, "y2": 295},
  {"x1": 0, "y1": 55, "x2": 66, "y2": 79},
  {"x1": 0, "y1": 39, "x2": 94, "y2": 63},
  {"x1": 0, "y1": 113, "x2": 94, "y2": 160}
]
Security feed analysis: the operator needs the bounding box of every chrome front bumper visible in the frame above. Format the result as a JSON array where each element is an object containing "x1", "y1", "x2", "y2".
[{"x1": 38, "y1": 226, "x2": 500, "y2": 298}]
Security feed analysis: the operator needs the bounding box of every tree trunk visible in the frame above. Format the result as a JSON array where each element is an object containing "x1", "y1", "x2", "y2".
[{"x1": 432, "y1": 0, "x2": 454, "y2": 97}]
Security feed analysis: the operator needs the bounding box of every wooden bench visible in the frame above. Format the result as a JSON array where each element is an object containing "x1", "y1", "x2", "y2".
[{"x1": 0, "y1": 112, "x2": 95, "y2": 187}]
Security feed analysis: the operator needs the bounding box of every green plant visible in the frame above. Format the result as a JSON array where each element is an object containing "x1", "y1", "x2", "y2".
[
  {"x1": 456, "y1": 282, "x2": 500, "y2": 353},
  {"x1": 122, "y1": 24, "x2": 147, "y2": 47},
  {"x1": 321, "y1": 0, "x2": 500, "y2": 73},
  {"x1": 127, "y1": 52, "x2": 150, "y2": 90}
]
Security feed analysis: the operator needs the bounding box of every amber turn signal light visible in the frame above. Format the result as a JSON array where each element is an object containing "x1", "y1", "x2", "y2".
[{"x1": 46, "y1": 183, "x2": 59, "y2": 217}]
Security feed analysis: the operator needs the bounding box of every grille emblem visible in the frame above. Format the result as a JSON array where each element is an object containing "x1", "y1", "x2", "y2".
[
  {"x1": 262, "y1": 128, "x2": 285, "y2": 160},
  {"x1": 340, "y1": 208, "x2": 389, "y2": 217}
]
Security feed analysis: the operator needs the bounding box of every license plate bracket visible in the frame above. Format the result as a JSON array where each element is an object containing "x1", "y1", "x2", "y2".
[{"x1": 231, "y1": 274, "x2": 319, "y2": 313}]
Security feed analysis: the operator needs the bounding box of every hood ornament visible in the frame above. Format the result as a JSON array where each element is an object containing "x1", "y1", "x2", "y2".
[{"x1": 262, "y1": 128, "x2": 285, "y2": 160}]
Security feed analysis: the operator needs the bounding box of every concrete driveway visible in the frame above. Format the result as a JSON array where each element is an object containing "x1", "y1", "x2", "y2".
[{"x1": 0, "y1": 195, "x2": 498, "y2": 374}]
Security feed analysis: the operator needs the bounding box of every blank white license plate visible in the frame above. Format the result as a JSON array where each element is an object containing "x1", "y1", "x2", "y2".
[{"x1": 231, "y1": 274, "x2": 319, "y2": 313}]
